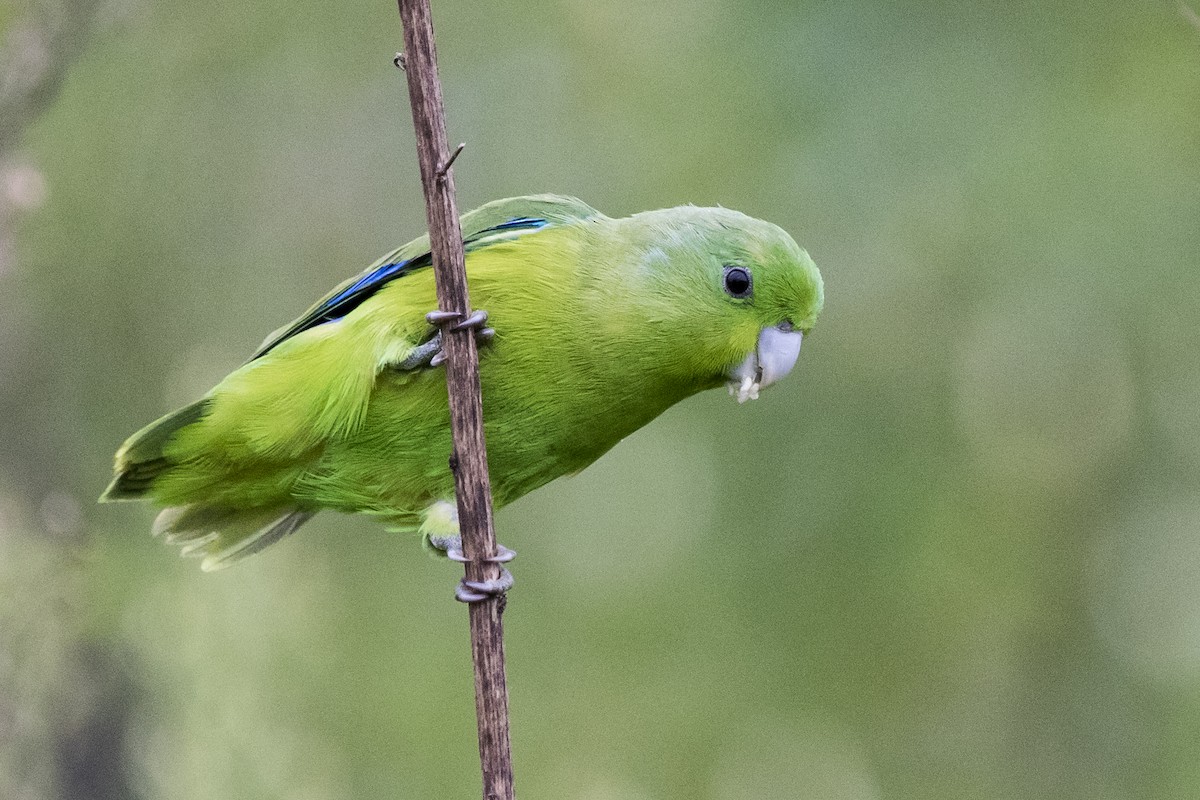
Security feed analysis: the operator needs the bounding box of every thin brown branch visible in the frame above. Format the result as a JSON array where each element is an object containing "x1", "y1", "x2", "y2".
[{"x1": 394, "y1": 2, "x2": 515, "y2": 799}]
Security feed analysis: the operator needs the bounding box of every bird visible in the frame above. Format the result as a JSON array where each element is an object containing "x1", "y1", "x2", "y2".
[{"x1": 101, "y1": 194, "x2": 824, "y2": 599}]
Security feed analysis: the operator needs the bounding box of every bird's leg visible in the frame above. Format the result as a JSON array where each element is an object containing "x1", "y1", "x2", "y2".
[
  {"x1": 426, "y1": 533, "x2": 517, "y2": 603},
  {"x1": 394, "y1": 335, "x2": 444, "y2": 370},
  {"x1": 425, "y1": 309, "x2": 495, "y2": 367}
]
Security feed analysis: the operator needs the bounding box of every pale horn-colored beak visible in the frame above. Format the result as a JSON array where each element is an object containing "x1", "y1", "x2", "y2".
[{"x1": 726, "y1": 325, "x2": 804, "y2": 404}]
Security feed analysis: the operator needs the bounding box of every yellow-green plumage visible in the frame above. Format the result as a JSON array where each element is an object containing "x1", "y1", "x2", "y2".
[{"x1": 102, "y1": 195, "x2": 823, "y2": 569}]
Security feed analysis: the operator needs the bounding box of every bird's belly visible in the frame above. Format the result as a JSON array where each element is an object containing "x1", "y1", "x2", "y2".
[
  {"x1": 310, "y1": 350, "x2": 695, "y2": 516},
  {"x1": 478, "y1": 373, "x2": 693, "y2": 507}
]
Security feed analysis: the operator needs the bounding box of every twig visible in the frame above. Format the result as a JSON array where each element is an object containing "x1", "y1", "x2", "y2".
[
  {"x1": 438, "y1": 142, "x2": 466, "y2": 179},
  {"x1": 394, "y1": 2, "x2": 515, "y2": 799}
]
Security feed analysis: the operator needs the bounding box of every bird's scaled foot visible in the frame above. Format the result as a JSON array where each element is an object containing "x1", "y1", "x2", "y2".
[
  {"x1": 455, "y1": 567, "x2": 514, "y2": 603},
  {"x1": 425, "y1": 534, "x2": 517, "y2": 603},
  {"x1": 424, "y1": 309, "x2": 495, "y2": 367},
  {"x1": 425, "y1": 308, "x2": 494, "y2": 337}
]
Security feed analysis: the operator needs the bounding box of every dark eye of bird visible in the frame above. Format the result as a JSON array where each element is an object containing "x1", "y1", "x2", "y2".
[{"x1": 723, "y1": 266, "x2": 752, "y2": 299}]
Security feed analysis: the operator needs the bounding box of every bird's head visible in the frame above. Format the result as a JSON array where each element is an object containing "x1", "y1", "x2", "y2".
[{"x1": 621, "y1": 206, "x2": 824, "y2": 402}]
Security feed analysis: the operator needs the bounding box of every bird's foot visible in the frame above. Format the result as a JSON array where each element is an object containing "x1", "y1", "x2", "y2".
[
  {"x1": 426, "y1": 534, "x2": 516, "y2": 603},
  {"x1": 455, "y1": 567, "x2": 514, "y2": 603},
  {"x1": 395, "y1": 311, "x2": 494, "y2": 372},
  {"x1": 424, "y1": 309, "x2": 494, "y2": 366}
]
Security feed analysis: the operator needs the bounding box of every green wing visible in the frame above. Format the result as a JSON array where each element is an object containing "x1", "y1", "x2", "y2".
[{"x1": 251, "y1": 194, "x2": 601, "y2": 360}]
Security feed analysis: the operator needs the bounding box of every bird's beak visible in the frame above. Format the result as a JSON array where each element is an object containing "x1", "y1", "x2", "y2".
[{"x1": 726, "y1": 325, "x2": 804, "y2": 404}]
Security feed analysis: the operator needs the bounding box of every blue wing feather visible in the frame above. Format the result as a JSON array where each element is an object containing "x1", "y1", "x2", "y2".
[
  {"x1": 324, "y1": 259, "x2": 419, "y2": 311},
  {"x1": 250, "y1": 254, "x2": 431, "y2": 360},
  {"x1": 485, "y1": 216, "x2": 547, "y2": 232}
]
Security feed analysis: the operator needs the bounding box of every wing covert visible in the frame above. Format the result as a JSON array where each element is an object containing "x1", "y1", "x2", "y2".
[{"x1": 251, "y1": 194, "x2": 600, "y2": 360}]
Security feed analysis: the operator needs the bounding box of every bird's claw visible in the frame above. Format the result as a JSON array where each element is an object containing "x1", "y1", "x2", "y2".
[
  {"x1": 451, "y1": 309, "x2": 488, "y2": 331},
  {"x1": 423, "y1": 308, "x2": 494, "y2": 367},
  {"x1": 455, "y1": 567, "x2": 514, "y2": 603},
  {"x1": 488, "y1": 544, "x2": 516, "y2": 563},
  {"x1": 425, "y1": 308, "x2": 489, "y2": 331},
  {"x1": 442, "y1": 540, "x2": 516, "y2": 564},
  {"x1": 425, "y1": 309, "x2": 461, "y2": 325}
]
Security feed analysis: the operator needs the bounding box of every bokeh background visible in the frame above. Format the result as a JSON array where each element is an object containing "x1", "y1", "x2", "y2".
[{"x1": 3, "y1": 0, "x2": 1199, "y2": 798}]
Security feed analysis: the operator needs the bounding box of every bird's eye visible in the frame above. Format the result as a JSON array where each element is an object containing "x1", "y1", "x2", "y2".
[{"x1": 723, "y1": 266, "x2": 752, "y2": 299}]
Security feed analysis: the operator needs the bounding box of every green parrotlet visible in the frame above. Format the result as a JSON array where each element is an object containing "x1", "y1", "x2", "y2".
[{"x1": 102, "y1": 195, "x2": 824, "y2": 597}]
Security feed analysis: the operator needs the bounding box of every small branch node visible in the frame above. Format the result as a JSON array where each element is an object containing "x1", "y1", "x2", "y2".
[{"x1": 437, "y1": 142, "x2": 466, "y2": 179}]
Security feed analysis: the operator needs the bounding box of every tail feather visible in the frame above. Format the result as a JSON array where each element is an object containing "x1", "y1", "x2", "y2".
[
  {"x1": 105, "y1": 399, "x2": 314, "y2": 569},
  {"x1": 101, "y1": 400, "x2": 210, "y2": 502},
  {"x1": 154, "y1": 504, "x2": 315, "y2": 571}
]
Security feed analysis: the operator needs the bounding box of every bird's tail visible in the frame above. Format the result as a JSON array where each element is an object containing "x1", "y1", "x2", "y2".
[
  {"x1": 152, "y1": 504, "x2": 314, "y2": 571},
  {"x1": 101, "y1": 399, "x2": 315, "y2": 568},
  {"x1": 100, "y1": 399, "x2": 210, "y2": 502}
]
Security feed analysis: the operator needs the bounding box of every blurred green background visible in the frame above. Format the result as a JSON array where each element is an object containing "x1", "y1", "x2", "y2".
[{"x1": 3, "y1": 0, "x2": 1199, "y2": 798}]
